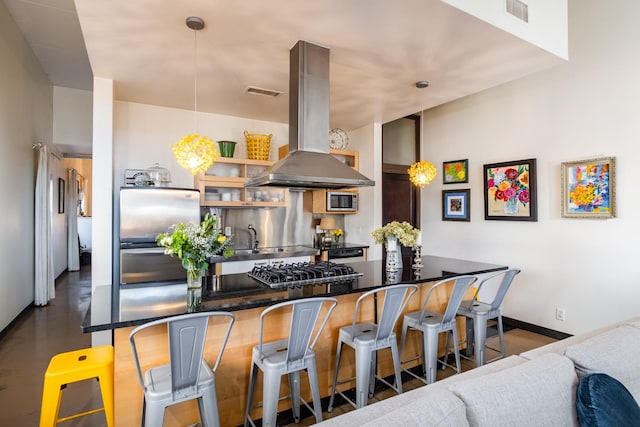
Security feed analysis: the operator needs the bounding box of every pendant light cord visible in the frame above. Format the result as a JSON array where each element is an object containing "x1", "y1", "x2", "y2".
[
  {"x1": 420, "y1": 109, "x2": 423, "y2": 157},
  {"x1": 193, "y1": 28, "x2": 198, "y2": 133}
]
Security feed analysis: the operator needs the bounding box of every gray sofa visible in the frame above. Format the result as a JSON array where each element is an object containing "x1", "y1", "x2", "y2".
[{"x1": 318, "y1": 317, "x2": 640, "y2": 427}]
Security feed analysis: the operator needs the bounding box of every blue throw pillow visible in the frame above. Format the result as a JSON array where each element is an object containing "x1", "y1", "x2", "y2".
[{"x1": 576, "y1": 373, "x2": 640, "y2": 427}]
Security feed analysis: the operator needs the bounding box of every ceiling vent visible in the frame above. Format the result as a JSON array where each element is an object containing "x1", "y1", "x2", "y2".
[
  {"x1": 245, "y1": 86, "x2": 283, "y2": 97},
  {"x1": 506, "y1": 0, "x2": 528, "y2": 23}
]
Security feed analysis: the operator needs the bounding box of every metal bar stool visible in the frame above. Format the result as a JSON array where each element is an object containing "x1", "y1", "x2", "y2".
[
  {"x1": 245, "y1": 297, "x2": 338, "y2": 427},
  {"x1": 328, "y1": 284, "x2": 418, "y2": 410},
  {"x1": 457, "y1": 268, "x2": 521, "y2": 366},
  {"x1": 129, "y1": 311, "x2": 235, "y2": 427},
  {"x1": 39, "y1": 345, "x2": 114, "y2": 427},
  {"x1": 399, "y1": 275, "x2": 477, "y2": 385}
]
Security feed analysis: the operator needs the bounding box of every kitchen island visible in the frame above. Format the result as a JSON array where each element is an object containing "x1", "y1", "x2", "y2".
[{"x1": 83, "y1": 255, "x2": 507, "y2": 427}]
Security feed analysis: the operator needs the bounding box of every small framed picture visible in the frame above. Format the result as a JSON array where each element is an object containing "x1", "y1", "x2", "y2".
[
  {"x1": 58, "y1": 178, "x2": 65, "y2": 214},
  {"x1": 443, "y1": 159, "x2": 469, "y2": 184},
  {"x1": 442, "y1": 189, "x2": 470, "y2": 221},
  {"x1": 561, "y1": 156, "x2": 616, "y2": 219},
  {"x1": 483, "y1": 158, "x2": 537, "y2": 222}
]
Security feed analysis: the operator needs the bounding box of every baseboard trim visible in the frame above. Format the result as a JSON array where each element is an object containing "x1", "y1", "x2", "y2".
[
  {"x1": 0, "y1": 303, "x2": 34, "y2": 341},
  {"x1": 503, "y1": 316, "x2": 572, "y2": 340}
]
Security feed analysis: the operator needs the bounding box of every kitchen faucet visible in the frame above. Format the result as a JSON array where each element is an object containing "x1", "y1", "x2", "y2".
[{"x1": 247, "y1": 225, "x2": 259, "y2": 250}]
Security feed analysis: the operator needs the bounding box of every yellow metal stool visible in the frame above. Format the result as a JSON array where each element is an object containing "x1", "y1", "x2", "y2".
[{"x1": 39, "y1": 345, "x2": 114, "y2": 427}]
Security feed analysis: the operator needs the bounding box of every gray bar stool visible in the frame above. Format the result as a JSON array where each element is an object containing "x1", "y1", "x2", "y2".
[
  {"x1": 129, "y1": 311, "x2": 235, "y2": 427},
  {"x1": 244, "y1": 297, "x2": 338, "y2": 427},
  {"x1": 399, "y1": 275, "x2": 477, "y2": 384},
  {"x1": 457, "y1": 268, "x2": 521, "y2": 366},
  {"x1": 328, "y1": 284, "x2": 418, "y2": 410}
]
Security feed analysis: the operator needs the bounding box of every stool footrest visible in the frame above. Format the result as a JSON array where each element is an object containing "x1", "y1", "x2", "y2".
[{"x1": 57, "y1": 407, "x2": 105, "y2": 423}]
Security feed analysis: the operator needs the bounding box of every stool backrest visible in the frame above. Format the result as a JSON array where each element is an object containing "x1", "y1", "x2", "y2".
[
  {"x1": 129, "y1": 311, "x2": 235, "y2": 399},
  {"x1": 474, "y1": 268, "x2": 521, "y2": 311},
  {"x1": 257, "y1": 297, "x2": 338, "y2": 368},
  {"x1": 353, "y1": 284, "x2": 418, "y2": 343},
  {"x1": 420, "y1": 275, "x2": 477, "y2": 324}
]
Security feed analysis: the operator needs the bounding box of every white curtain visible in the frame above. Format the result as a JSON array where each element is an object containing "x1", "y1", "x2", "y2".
[
  {"x1": 34, "y1": 145, "x2": 55, "y2": 306},
  {"x1": 67, "y1": 168, "x2": 80, "y2": 271}
]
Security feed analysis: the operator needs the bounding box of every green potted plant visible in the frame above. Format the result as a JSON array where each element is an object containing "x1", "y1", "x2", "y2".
[{"x1": 156, "y1": 213, "x2": 234, "y2": 311}]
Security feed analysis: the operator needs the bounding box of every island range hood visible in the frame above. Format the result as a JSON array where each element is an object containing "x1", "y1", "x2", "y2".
[{"x1": 244, "y1": 41, "x2": 375, "y2": 189}]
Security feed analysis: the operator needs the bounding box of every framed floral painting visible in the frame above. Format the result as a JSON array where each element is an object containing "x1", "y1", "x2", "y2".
[
  {"x1": 443, "y1": 159, "x2": 468, "y2": 184},
  {"x1": 442, "y1": 189, "x2": 470, "y2": 221},
  {"x1": 561, "y1": 157, "x2": 616, "y2": 219},
  {"x1": 483, "y1": 158, "x2": 537, "y2": 221}
]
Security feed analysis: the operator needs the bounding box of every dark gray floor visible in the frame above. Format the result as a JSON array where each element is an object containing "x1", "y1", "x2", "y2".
[{"x1": 0, "y1": 266, "x2": 107, "y2": 426}]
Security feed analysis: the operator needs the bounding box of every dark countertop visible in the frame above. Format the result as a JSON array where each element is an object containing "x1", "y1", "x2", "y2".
[{"x1": 82, "y1": 255, "x2": 507, "y2": 333}]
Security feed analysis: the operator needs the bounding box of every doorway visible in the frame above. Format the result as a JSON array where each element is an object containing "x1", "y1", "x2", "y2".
[
  {"x1": 382, "y1": 115, "x2": 421, "y2": 260},
  {"x1": 59, "y1": 156, "x2": 93, "y2": 270}
]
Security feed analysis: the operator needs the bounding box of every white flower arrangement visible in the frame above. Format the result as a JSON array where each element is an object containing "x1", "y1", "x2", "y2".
[{"x1": 371, "y1": 221, "x2": 420, "y2": 247}]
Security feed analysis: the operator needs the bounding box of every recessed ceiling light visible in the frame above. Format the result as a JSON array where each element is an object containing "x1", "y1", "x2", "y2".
[
  {"x1": 245, "y1": 86, "x2": 283, "y2": 97},
  {"x1": 415, "y1": 80, "x2": 430, "y2": 89}
]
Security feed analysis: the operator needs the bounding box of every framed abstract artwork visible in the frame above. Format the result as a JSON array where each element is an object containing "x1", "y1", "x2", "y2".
[
  {"x1": 561, "y1": 157, "x2": 616, "y2": 219},
  {"x1": 442, "y1": 189, "x2": 470, "y2": 221},
  {"x1": 483, "y1": 158, "x2": 537, "y2": 221},
  {"x1": 443, "y1": 159, "x2": 469, "y2": 184}
]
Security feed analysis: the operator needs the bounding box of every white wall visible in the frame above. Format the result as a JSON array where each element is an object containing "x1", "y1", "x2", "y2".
[
  {"x1": 0, "y1": 2, "x2": 52, "y2": 331},
  {"x1": 113, "y1": 101, "x2": 289, "y2": 188},
  {"x1": 345, "y1": 123, "x2": 383, "y2": 260},
  {"x1": 53, "y1": 86, "x2": 93, "y2": 153},
  {"x1": 420, "y1": 0, "x2": 640, "y2": 335},
  {"x1": 442, "y1": 0, "x2": 568, "y2": 59}
]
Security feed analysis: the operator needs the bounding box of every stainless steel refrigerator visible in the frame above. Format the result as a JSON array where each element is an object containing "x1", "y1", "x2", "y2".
[{"x1": 118, "y1": 187, "x2": 200, "y2": 286}]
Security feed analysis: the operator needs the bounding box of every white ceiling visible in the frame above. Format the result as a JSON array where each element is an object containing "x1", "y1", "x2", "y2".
[{"x1": 6, "y1": 0, "x2": 564, "y2": 136}]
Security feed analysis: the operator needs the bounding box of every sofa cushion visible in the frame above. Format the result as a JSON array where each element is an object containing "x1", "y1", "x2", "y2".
[
  {"x1": 564, "y1": 324, "x2": 640, "y2": 402},
  {"x1": 435, "y1": 355, "x2": 527, "y2": 388},
  {"x1": 449, "y1": 353, "x2": 579, "y2": 427},
  {"x1": 359, "y1": 389, "x2": 469, "y2": 427},
  {"x1": 576, "y1": 373, "x2": 640, "y2": 427},
  {"x1": 520, "y1": 316, "x2": 640, "y2": 360},
  {"x1": 316, "y1": 387, "x2": 468, "y2": 427}
]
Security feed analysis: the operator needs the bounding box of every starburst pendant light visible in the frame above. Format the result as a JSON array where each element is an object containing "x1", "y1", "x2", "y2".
[
  {"x1": 408, "y1": 160, "x2": 437, "y2": 187},
  {"x1": 408, "y1": 109, "x2": 437, "y2": 187},
  {"x1": 172, "y1": 16, "x2": 219, "y2": 175}
]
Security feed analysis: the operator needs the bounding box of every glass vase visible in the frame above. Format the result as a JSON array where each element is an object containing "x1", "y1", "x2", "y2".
[
  {"x1": 504, "y1": 197, "x2": 519, "y2": 215},
  {"x1": 186, "y1": 268, "x2": 203, "y2": 313},
  {"x1": 385, "y1": 236, "x2": 403, "y2": 272}
]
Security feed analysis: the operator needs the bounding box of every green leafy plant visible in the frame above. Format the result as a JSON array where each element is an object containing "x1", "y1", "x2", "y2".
[{"x1": 156, "y1": 213, "x2": 233, "y2": 279}]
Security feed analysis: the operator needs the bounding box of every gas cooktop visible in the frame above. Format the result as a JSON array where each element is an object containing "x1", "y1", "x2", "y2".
[{"x1": 248, "y1": 261, "x2": 363, "y2": 289}]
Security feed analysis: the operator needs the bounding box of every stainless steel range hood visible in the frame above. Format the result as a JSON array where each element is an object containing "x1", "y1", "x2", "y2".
[{"x1": 244, "y1": 41, "x2": 375, "y2": 189}]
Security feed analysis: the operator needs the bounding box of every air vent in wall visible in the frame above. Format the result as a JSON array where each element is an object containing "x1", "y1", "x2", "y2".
[
  {"x1": 506, "y1": 0, "x2": 528, "y2": 23},
  {"x1": 245, "y1": 86, "x2": 283, "y2": 97}
]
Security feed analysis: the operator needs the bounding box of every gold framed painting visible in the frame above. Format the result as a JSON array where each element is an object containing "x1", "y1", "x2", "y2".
[{"x1": 561, "y1": 156, "x2": 616, "y2": 219}]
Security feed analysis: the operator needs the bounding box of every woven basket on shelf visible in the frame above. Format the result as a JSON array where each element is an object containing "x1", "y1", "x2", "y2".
[{"x1": 244, "y1": 131, "x2": 272, "y2": 160}]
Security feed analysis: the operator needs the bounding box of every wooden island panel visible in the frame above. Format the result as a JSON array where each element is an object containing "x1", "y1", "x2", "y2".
[{"x1": 114, "y1": 280, "x2": 469, "y2": 426}]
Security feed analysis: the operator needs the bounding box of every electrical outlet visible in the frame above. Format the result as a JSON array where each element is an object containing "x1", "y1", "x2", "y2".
[{"x1": 556, "y1": 307, "x2": 566, "y2": 321}]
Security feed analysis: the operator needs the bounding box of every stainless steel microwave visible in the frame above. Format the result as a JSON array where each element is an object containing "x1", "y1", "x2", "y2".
[{"x1": 326, "y1": 191, "x2": 358, "y2": 212}]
